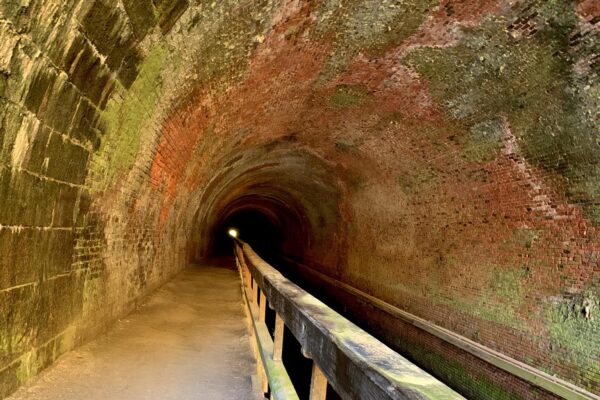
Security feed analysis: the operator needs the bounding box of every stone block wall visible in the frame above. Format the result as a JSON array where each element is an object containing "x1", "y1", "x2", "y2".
[{"x1": 0, "y1": 0, "x2": 190, "y2": 396}]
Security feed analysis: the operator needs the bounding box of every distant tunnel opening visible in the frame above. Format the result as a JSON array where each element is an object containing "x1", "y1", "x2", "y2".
[
  {"x1": 191, "y1": 145, "x2": 348, "y2": 270},
  {"x1": 212, "y1": 208, "x2": 282, "y2": 258},
  {"x1": 209, "y1": 197, "x2": 306, "y2": 264}
]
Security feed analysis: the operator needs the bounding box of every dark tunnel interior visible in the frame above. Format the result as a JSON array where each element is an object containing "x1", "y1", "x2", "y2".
[
  {"x1": 211, "y1": 208, "x2": 285, "y2": 263},
  {"x1": 205, "y1": 190, "x2": 313, "y2": 266},
  {"x1": 192, "y1": 146, "x2": 345, "y2": 272}
]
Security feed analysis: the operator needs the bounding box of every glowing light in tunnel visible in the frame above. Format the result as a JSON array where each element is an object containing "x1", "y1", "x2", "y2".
[{"x1": 228, "y1": 228, "x2": 238, "y2": 238}]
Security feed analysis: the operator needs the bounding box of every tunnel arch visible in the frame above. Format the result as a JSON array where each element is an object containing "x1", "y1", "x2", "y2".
[
  {"x1": 2, "y1": 0, "x2": 599, "y2": 398},
  {"x1": 188, "y1": 142, "x2": 348, "y2": 270},
  {"x1": 208, "y1": 195, "x2": 307, "y2": 262}
]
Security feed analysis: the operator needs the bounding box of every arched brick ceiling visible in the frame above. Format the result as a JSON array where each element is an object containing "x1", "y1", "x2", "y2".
[{"x1": 0, "y1": 0, "x2": 598, "y2": 398}]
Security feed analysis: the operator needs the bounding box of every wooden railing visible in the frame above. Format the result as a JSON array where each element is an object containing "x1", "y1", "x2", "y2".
[
  {"x1": 278, "y1": 257, "x2": 600, "y2": 400},
  {"x1": 234, "y1": 240, "x2": 464, "y2": 400}
]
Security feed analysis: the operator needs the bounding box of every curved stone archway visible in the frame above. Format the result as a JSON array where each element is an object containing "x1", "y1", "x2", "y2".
[{"x1": 0, "y1": 0, "x2": 598, "y2": 398}]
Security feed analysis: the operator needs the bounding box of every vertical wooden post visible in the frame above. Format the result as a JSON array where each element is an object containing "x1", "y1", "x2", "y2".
[
  {"x1": 252, "y1": 279, "x2": 258, "y2": 305},
  {"x1": 259, "y1": 290, "x2": 267, "y2": 322},
  {"x1": 257, "y1": 356, "x2": 269, "y2": 395},
  {"x1": 273, "y1": 314, "x2": 284, "y2": 361},
  {"x1": 309, "y1": 363, "x2": 328, "y2": 400}
]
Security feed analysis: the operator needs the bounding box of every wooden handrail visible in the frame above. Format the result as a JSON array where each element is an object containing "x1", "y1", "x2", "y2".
[
  {"x1": 235, "y1": 240, "x2": 464, "y2": 400},
  {"x1": 236, "y1": 247, "x2": 299, "y2": 400},
  {"x1": 278, "y1": 256, "x2": 600, "y2": 400}
]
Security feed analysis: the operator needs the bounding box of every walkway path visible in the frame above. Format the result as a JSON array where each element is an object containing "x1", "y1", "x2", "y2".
[{"x1": 8, "y1": 264, "x2": 259, "y2": 400}]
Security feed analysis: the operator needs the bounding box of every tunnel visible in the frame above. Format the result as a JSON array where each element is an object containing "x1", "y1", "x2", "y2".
[
  {"x1": 0, "y1": 0, "x2": 599, "y2": 399},
  {"x1": 191, "y1": 144, "x2": 345, "y2": 271},
  {"x1": 210, "y1": 206, "x2": 285, "y2": 259}
]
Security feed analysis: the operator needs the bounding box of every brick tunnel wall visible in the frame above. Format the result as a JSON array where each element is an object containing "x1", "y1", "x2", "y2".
[{"x1": 0, "y1": 0, "x2": 598, "y2": 398}]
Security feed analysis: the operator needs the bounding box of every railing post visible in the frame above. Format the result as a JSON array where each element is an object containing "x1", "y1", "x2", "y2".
[
  {"x1": 252, "y1": 278, "x2": 258, "y2": 305},
  {"x1": 258, "y1": 356, "x2": 269, "y2": 395},
  {"x1": 238, "y1": 247, "x2": 250, "y2": 289},
  {"x1": 309, "y1": 363, "x2": 328, "y2": 400},
  {"x1": 245, "y1": 262, "x2": 251, "y2": 288},
  {"x1": 273, "y1": 314, "x2": 284, "y2": 361},
  {"x1": 259, "y1": 290, "x2": 267, "y2": 322}
]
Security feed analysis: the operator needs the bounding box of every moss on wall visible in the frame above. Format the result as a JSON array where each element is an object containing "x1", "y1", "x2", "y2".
[
  {"x1": 546, "y1": 282, "x2": 599, "y2": 386},
  {"x1": 397, "y1": 166, "x2": 437, "y2": 191},
  {"x1": 511, "y1": 227, "x2": 541, "y2": 250},
  {"x1": 190, "y1": 0, "x2": 277, "y2": 93},
  {"x1": 328, "y1": 84, "x2": 370, "y2": 108},
  {"x1": 409, "y1": 347, "x2": 525, "y2": 400},
  {"x1": 460, "y1": 118, "x2": 504, "y2": 163},
  {"x1": 433, "y1": 265, "x2": 529, "y2": 330},
  {"x1": 0, "y1": 1, "x2": 191, "y2": 397},
  {"x1": 92, "y1": 44, "x2": 169, "y2": 191},
  {"x1": 313, "y1": 0, "x2": 437, "y2": 80},
  {"x1": 404, "y1": 1, "x2": 600, "y2": 223}
]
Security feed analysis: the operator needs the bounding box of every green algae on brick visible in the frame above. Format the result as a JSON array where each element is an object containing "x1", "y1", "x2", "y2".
[
  {"x1": 546, "y1": 283, "x2": 600, "y2": 378},
  {"x1": 397, "y1": 166, "x2": 437, "y2": 191},
  {"x1": 0, "y1": 284, "x2": 38, "y2": 366},
  {"x1": 409, "y1": 348, "x2": 524, "y2": 400},
  {"x1": 566, "y1": 171, "x2": 600, "y2": 225},
  {"x1": 16, "y1": 348, "x2": 43, "y2": 383},
  {"x1": 511, "y1": 227, "x2": 541, "y2": 250},
  {"x1": 405, "y1": 2, "x2": 600, "y2": 225},
  {"x1": 155, "y1": 0, "x2": 189, "y2": 34},
  {"x1": 334, "y1": 137, "x2": 358, "y2": 153},
  {"x1": 0, "y1": 362, "x2": 20, "y2": 399},
  {"x1": 189, "y1": 0, "x2": 276, "y2": 94},
  {"x1": 489, "y1": 267, "x2": 528, "y2": 299},
  {"x1": 470, "y1": 268, "x2": 530, "y2": 328},
  {"x1": 313, "y1": 0, "x2": 436, "y2": 81},
  {"x1": 91, "y1": 43, "x2": 169, "y2": 191},
  {"x1": 329, "y1": 84, "x2": 370, "y2": 108},
  {"x1": 424, "y1": 265, "x2": 528, "y2": 330},
  {"x1": 0, "y1": 72, "x2": 8, "y2": 98},
  {"x1": 460, "y1": 118, "x2": 504, "y2": 163},
  {"x1": 122, "y1": 0, "x2": 157, "y2": 40}
]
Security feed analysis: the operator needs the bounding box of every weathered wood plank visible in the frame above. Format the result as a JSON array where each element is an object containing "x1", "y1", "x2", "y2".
[
  {"x1": 259, "y1": 290, "x2": 267, "y2": 323},
  {"x1": 237, "y1": 241, "x2": 464, "y2": 400},
  {"x1": 252, "y1": 278, "x2": 258, "y2": 304},
  {"x1": 273, "y1": 314, "x2": 284, "y2": 362},
  {"x1": 237, "y1": 245, "x2": 299, "y2": 400}
]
